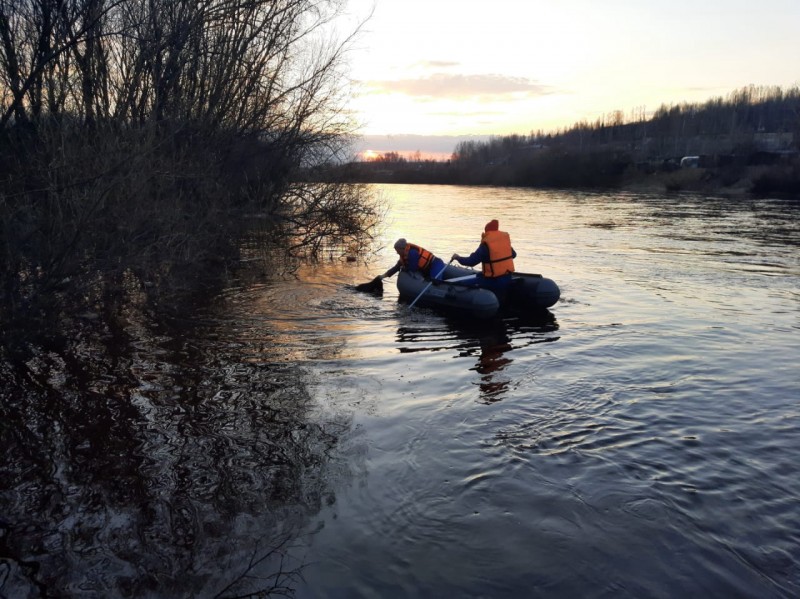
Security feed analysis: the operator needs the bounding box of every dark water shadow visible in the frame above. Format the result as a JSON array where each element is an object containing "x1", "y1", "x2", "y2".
[
  {"x1": 395, "y1": 310, "x2": 560, "y2": 404},
  {"x1": 0, "y1": 292, "x2": 350, "y2": 597}
]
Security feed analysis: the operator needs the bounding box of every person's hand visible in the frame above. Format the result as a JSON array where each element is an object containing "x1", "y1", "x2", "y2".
[{"x1": 450, "y1": 253, "x2": 460, "y2": 262}]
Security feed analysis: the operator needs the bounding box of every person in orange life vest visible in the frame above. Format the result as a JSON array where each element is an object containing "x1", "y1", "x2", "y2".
[
  {"x1": 380, "y1": 238, "x2": 446, "y2": 280},
  {"x1": 450, "y1": 219, "x2": 517, "y2": 292}
]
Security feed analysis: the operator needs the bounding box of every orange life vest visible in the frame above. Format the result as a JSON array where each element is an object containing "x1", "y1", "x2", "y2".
[
  {"x1": 481, "y1": 230, "x2": 515, "y2": 277},
  {"x1": 401, "y1": 243, "x2": 435, "y2": 273}
]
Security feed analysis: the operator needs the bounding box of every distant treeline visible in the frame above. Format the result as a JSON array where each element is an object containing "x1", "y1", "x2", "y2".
[
  {"x1": 0, "y1": 0, "x2": 378, "y2": 343},
  {"x1": 321, "y1": 85, "x2": 800, "y2": 195}
]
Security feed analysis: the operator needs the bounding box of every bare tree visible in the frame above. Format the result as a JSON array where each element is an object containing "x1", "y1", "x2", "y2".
[{"x1": 0, "y1": 0, "x2": 377, "y2": 333}]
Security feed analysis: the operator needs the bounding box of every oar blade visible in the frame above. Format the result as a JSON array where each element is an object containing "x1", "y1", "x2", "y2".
[{"x1": 355, "y1": 276, "x2": 383, "y2": 295}]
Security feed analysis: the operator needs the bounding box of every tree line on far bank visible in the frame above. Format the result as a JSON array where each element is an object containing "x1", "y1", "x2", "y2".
[
  {"x1": 0, "y1": 0, "x2": 378, "y2": 346},
  {"x1": 322, "y1": 85, "x2": 800, "y2": 195}
]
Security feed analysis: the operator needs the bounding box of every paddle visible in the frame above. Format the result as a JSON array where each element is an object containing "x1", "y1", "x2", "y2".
[
  {"x1": 408, "y1": 259, "x2": 453, "y2": 309},
  {"x1": 354, "y1": 275, "x2": 383, "y2": 295}
]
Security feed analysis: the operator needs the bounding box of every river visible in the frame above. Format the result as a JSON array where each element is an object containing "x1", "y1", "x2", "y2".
[{"x1": 1, "y1": 184, "x2": 799, "y2": 598}]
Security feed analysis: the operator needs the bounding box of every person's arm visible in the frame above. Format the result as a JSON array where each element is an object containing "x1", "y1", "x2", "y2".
[
  {"x1": 381, "y1": 259, "x2": 402, "y2": 278},
  {"x1": 405, "y1": 247, "x2": 421, "y2": 273},
  {"x1": 451, "y1": 244, "x2": 486, "y2": 267}
]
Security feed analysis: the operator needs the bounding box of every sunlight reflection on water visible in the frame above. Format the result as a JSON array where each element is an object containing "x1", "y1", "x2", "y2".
[{"x1": 286, "y1": 185, "x2": 800, "y2": 598}]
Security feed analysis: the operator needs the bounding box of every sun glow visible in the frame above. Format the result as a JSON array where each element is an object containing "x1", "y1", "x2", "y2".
[{"x1": 361, "y1": 149, "x2": 380, "y2": 161}]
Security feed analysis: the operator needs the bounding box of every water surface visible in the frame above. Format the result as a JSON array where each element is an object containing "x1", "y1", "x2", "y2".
[
  {"x1": 2, "y1": 184, "x2": 798, "y2": 598},
  {"x1": 291, "y1": 185, "x2": 800, "y2": 598}
]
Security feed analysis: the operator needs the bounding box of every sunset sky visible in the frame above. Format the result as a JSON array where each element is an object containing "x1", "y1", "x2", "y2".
[{"x1": 341, "y1": 0, "x2": 800, "y2": 159}]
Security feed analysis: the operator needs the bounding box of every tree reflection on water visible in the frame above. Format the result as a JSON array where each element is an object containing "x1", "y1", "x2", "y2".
[{"x1": 0, "y1": 295, "x2": 351, "y2": 598}]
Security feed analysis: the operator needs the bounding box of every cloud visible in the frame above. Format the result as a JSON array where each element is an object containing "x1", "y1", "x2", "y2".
[
  {"x1": 354, "y1": 134, "x2": 491, "y2": 154},
  {"x1": 414, "y1": 60, "x2": 461, "y2": 69},
  {"x1": 429, "y1": 109, "x2": 506, "y2": 118},
  {"x1": 365, "y1": 73, "x2": 553, "y2": 100}
]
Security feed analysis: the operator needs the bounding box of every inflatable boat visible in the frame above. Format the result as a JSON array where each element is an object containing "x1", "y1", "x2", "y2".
[{"x1": 397, "y1": 264, "x2": 560, "y2": 319}]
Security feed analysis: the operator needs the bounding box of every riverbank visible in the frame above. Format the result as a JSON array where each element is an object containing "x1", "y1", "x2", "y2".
[
  {"x1": 314, "y1": 154, "x2": 800, "y2": 199},
  {"x1": 620, "y1": 165, "x2": 764, "y2": 197}
]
